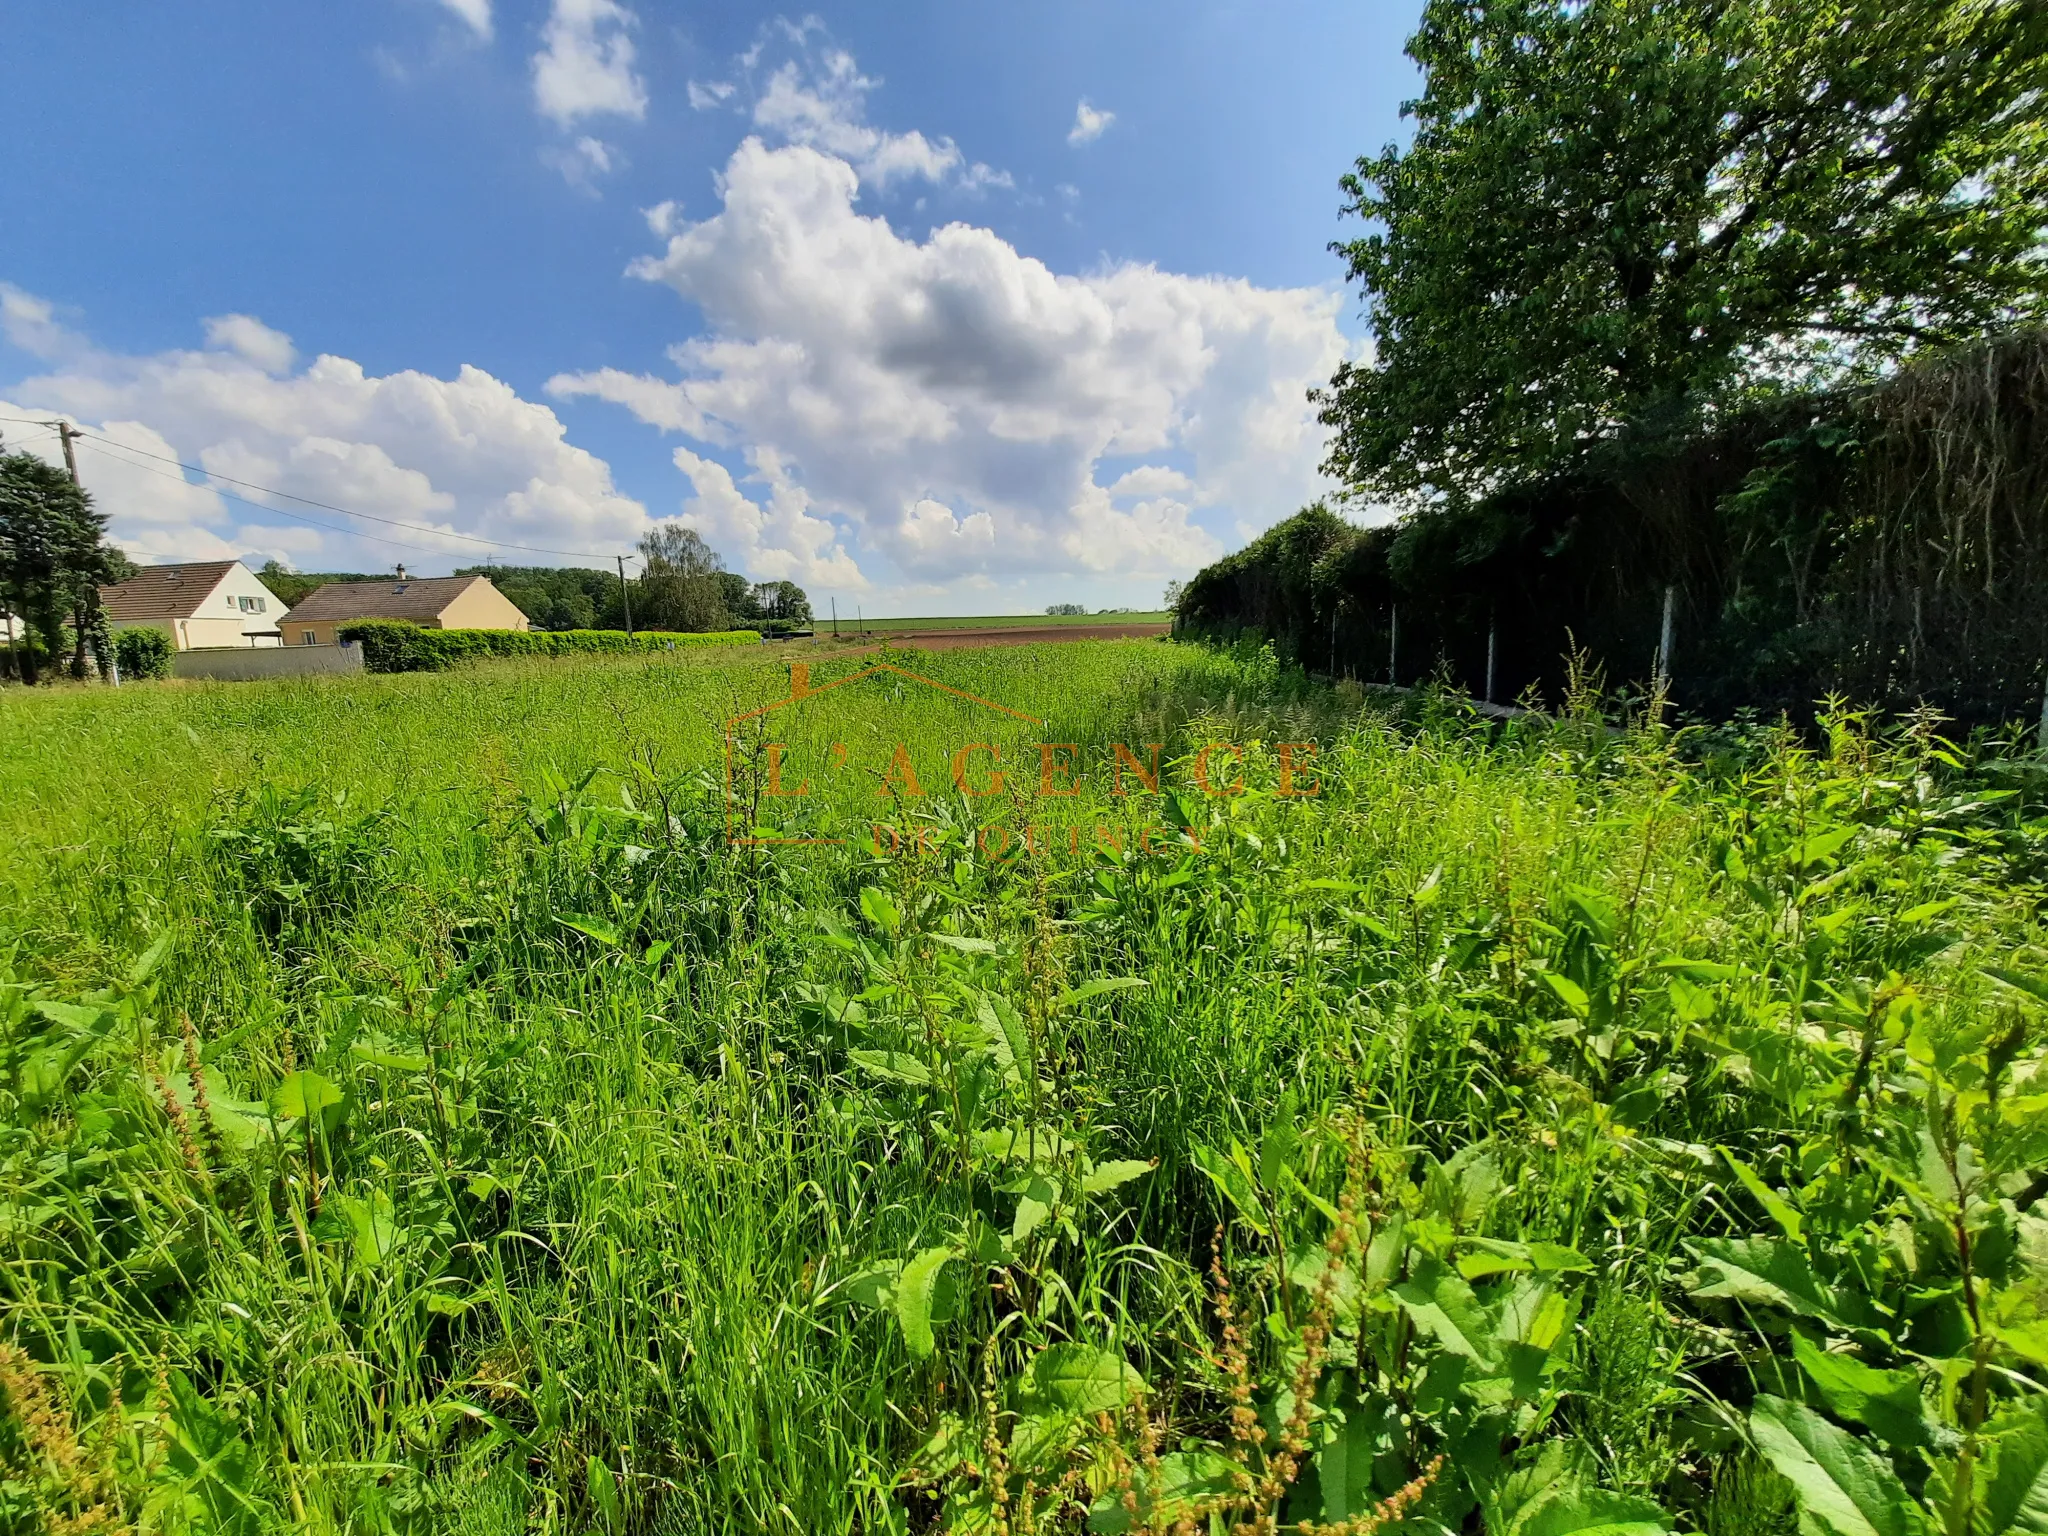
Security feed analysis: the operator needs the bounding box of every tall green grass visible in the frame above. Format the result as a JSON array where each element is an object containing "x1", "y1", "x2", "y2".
[{"x1": 2, "y1": 645, "x2": 2045, "y2": 1534}]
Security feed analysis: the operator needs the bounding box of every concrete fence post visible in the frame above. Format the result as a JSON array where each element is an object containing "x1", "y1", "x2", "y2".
[{"x1": 1655, "y1": 585, "x2": 1677, "y2": 692}]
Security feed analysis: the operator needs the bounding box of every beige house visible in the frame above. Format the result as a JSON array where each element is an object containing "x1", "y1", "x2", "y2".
[
  {"x1": 278, "y1": 573, "x2": 530, "y2": 646},
  {"x1": 99, "y1": 560, "x2": 285, "y2": 650}
]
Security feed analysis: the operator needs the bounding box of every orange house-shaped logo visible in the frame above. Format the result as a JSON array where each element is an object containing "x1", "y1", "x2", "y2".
[{"x1": 721, "y1": 661, "x2": 1045, "y2": 846}]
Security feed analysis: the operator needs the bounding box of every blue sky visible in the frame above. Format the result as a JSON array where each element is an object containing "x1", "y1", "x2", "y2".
[{"x1": 1, "y1": 2, "x2": 1419, "y2": 614}]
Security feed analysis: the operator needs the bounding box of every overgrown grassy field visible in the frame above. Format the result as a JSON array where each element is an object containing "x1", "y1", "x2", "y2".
[
  {"x1": 815, "y1": 612, "x2": 1170, "y2": 634},
  {"x1": 5, "y1": 643, "x2": 2048, "y2": 1536}
]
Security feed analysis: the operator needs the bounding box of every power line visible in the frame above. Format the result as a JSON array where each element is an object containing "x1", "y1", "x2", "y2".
[
  {"x1": 76, "y1": 438, "x2": 497, "y2": 560},
  {"x1": 76, "y1": 432, "x2": 620, "y2": 559},
  {"x1": 0, "y1": 411, "x2": 626, "y2": 561}
]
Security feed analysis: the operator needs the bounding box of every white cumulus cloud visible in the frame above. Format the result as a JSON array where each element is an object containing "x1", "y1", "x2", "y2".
[
  {"x1": 532, "y1": 0, "x2": 646, "y2": 128},
  {"x1": 672, "y1": 444, "x2": 864, "y2": 590},
  {"x1": 550, "y1": 119, "x2": 1346, "y2": 588},
  {"x1": 0, "y1": 286, "x2": 649, "y2": 574},
  {"x1": 684, "y1": 22, "x2": 1006, "y2": 199},
  {"x1": 1067, "y1": 100, "x2": 1114, "y2": 146},
  {"x1": 202, "y1": 314, "x2": 297, "y2": 374},
  {"x1": 750, "y1": 50, "x2": 961, "y2": 188},
  {"x1": 432, "y1": 0, "x2": 492, "y2": 41}
]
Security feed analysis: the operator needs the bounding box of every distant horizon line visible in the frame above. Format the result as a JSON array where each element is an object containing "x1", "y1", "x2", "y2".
[{"x1": 115, "y1": 553, "x2": 1174, "y2": 626}]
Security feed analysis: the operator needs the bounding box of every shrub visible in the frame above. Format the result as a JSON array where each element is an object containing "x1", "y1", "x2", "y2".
[
  {"x1": 114, "y1": 626, "x2": 174, "y2": 680},
  {"x1": 337, "y1": 621, "x2": 761, "y2": 673},
  {"x1": 0, "y1": 631, "x2": 52, "y2": 684}
]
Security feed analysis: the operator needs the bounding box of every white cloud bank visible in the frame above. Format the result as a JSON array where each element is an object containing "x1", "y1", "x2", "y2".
[
  {"x1": 550, "y1": 71, "x2": 1347, "y2": 590},
  {"x1": 0, "y1": 283, "x2": 647, "y2": 572}
]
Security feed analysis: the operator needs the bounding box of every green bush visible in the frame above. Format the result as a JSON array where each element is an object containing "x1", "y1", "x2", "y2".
[
  {"x1": 337, "y1": 621, "x2": 761, "y2": 673},
  {"x1": 0, "y1": 631, "x2": 51, "y2": 683},
  {"x1": 113, "y1": 625, "x2": 174, "y2": 680}
]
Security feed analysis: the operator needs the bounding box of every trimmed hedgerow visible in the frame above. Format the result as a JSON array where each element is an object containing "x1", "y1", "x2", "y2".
[{"x1": 337, "y1": 621, "x2": 761, "y2": 673}]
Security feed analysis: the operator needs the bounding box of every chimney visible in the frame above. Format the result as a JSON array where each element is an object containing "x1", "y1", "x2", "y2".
[{"x1": 395, "y1": 563, "x2": 408, "y2": 583}]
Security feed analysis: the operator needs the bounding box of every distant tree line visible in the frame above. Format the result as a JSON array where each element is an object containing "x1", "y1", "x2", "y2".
[
  {"x1": 255, "y1": 562, "x2": 383, "y2": 610},
  {"x1": 259, "y1": 523, "x2": 813, "y2": 638},
  {"x1": 1179, "y1": 0, "x2": 2048, "y2": 723}
]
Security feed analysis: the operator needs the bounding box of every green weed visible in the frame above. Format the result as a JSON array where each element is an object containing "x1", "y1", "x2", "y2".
[{"x1": 0, "y1": 645, "x2": 2043, "y2": 1533}]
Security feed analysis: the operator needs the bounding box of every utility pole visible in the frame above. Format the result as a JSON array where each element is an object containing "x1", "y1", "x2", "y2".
[
  {"x1": 46, "y1": 420, "x2": 114, "y2": 685},
  {"x1": 49, "y1": 421, "x2": 81, "y2": 484},
  {"x1": 616, "y1": 555, "x2": 634, "y2": 638},
  {"x1": 831, "y1": 597, "x2": 839, "y2": 638}
]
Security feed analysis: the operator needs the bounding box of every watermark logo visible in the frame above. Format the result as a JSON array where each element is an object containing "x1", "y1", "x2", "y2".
[{"x1": 720, "y1": 660, "x2": 1321, "y2": 855}]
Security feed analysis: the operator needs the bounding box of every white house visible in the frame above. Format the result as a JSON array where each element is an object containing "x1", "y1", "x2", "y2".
[{"x1": 99, "y1": 560, "x2": 285, "y2": 650}]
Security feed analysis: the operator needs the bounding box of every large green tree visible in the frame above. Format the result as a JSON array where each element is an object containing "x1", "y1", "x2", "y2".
[
  {"x1": 751, "y1": 579, "x2": 811, "y2": 626},
  {"x1": 0, "y1": 450, "x2": 128, "y2": 685},
  {"x1": 1319, "y1": 0, "x2": 2048, "y2": 509},
  {"x1": 636, "y1": 524, "x2": 732, "y2": 632}
]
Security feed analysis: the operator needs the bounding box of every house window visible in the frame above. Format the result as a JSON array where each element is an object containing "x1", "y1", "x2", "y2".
[
  {"x1": 302, "y1": 630, "x2": 319, "y2": 645},
  {"x1": 237, "y1": 595, "x2": 266, "y2": 613}
]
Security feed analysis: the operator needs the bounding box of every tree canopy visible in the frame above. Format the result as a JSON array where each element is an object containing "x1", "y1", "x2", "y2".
[
  {"x1": 1318, "y1": 0, "x2": 2048, "y2": 509},
  {"x1": 0, "y1": 449, "x2": 129, "y2": 684},
  {"x1": 452, "y1": 564, "x2": 615, "y2": 632},
  {"x1": 750, "y1": 579, "x2": 812, "y2": 626},
  {"x1": 636, "y1": 524, "x2": 731, "y2": 632}
]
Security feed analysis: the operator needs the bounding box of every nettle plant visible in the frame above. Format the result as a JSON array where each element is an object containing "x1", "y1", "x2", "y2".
[
  {"x1": 885, "y1": 1099, "x2": 1673, "y2": 1536},
  {"x1": 808, "y1": 858, "x2": 1154, "y2": 1306},
  {"x1": 817, "y1": 851, "x2": 1678, "y2": 1536},
  {"x1": 1, "y1": 931, "x2": 517, "y2": 1531},
  {"x1": 1678, "y1": 964, "x2": 2048, "y2": 1536},
  {"x1": 1151, "y1": 1110, "x2": 1667, "y2": 1536},
  {"x1": 794, "y1": 836, "x2": 1172, "y2": 1531},
  {"x1": 1658, "y1": 717, "x2": 2048, "y2": 1536}
]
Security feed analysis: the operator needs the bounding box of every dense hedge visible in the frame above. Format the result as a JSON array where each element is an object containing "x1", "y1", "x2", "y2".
[
  {"x1": 337, "y1": 621, "x2": 761, "y2": 673},
  {"x1": 1180, "y1": 329, "x2": 2048, "y2": 725},
  {"x1": 113, "y1": 626, "x2": 175, "y2": 680}
]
